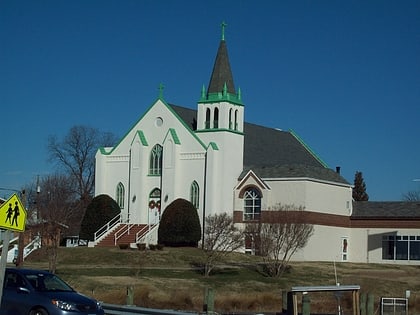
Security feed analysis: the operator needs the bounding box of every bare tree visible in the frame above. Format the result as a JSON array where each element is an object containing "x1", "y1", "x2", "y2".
[
  {"x1": 34, "y1": 174, "x2": 78, "y2": 273},
  {"x1": 245, "y1": 203, "x2": 314, "y2": 278},
  {"x1": 202, "y1": 213, "x2": 243, "y2": 277},
  {"x1": 402, "y1": 190, "x2": 420, "y2": 201},
  {"x1": 47, "y1": 125, "x2": 117, "y2": 206}
]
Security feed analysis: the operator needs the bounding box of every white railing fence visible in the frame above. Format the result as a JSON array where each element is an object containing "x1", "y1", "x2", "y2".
[{"x1": 94, "y1": 214, "x2": 122, "y2": 243}]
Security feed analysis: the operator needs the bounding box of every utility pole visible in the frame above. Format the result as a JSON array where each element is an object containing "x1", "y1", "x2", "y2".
[{"x1": 15, "y1": 189, "x2": 26, "y2": 268}]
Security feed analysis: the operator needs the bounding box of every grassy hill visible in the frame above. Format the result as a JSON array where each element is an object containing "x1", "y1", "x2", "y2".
[{"x1": 22, "y1": 246, "x2": 420, "y2": 313}]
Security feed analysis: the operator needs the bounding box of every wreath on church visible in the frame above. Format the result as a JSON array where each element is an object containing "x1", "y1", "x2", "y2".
[
  {"x1": 156, "y1": 200, "x2": 161, "y2": 211},
  {"x1": 149, "y1": 200, "x2": 156, "y2": 209}
]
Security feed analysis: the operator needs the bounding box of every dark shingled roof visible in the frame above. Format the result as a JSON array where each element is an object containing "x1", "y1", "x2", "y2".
[
  {"x1": 243, "y1": 123, "x2": 323, "y2": 168},
  {"x1": 352, "y1": 201, "x2": 420, "y2": 218},
  {"x1": 169, "y1": 104, "x2": 349, "y2": 185},
  {"x1": 207, "y1": 40, "x2": 236, "y2": 95},
  {"x1": 240, "y1": 164, "x2": 348, "y2": 184}
]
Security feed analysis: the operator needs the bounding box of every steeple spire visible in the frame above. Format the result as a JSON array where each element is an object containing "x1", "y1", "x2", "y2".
[
  {"x1": 199, "y1": 22, "x2": 243, "y2": 105},
  {"x1": 207, "y1": 23, "x2": 236, "y2": 96}
]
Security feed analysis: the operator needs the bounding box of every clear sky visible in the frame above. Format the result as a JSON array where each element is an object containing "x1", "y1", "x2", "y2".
[{"x1": 1, "y1": 1, "x2": 419, "y2": 201}]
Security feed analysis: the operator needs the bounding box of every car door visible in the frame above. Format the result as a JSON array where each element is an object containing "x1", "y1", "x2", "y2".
[{"x1": 1, "y1": 270, "x2": 31, "y2": 315}]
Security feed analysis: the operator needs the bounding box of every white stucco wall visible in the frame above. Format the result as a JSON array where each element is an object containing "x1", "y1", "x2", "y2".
[
  {"x1": 264, "y1": 178, "x2": 352, "y2": 215},
  {"x1": 292, "y1": 225, "x2": 351, "y2": 263}
]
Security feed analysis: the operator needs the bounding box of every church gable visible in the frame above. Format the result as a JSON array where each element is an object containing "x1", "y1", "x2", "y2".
[
  {"x1": 99, "y1": 98, "x2": 208, "y2": 158},
  {"x1": 235, "y1": 169, "x2": 271, "y2": 192}
]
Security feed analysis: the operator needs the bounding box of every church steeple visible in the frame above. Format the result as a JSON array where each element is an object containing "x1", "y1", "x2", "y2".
[
  {"x1": 197, "y1": 22, "x2": 244, "y2": 134},
  {"x1": 200, "y1": 22, "x2": 242, "y2": 105}
]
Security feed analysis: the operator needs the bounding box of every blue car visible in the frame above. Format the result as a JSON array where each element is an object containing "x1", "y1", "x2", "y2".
[{"x1": 1, "y1": 268, "x2": 104, "y2": 315}]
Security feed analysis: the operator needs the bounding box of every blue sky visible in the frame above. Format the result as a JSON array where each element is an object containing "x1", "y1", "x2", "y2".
[{"x1": 1, "y1": 1, "x2": 419, "y2": 201}]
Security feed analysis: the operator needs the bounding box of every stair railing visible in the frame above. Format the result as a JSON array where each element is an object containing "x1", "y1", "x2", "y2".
[
  {"x1": 136, "y1": 224, "x2": 158, "y2": 245},
  {"x1": 23, "y1": 235, "x2": 41, "y2": 259},
  {"x1": 94, "y1": 214, "x2": 122, "y2": 243},
  {"x1": 114, "y1": 223, "x2": 136, "y2": 245}
]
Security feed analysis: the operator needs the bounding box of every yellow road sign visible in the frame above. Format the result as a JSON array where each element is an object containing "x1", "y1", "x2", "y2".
[{"x1": 0, "y1": 193, "x2": 27, "y2": 232}]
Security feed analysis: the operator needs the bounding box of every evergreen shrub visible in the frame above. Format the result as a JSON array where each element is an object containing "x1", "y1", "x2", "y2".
[
  {"x1": 158, "y1": 198, "x2": 201, "y2": 247},
  {"x1": 79, "y1": 194, "x2": 121, "y2": 241}
]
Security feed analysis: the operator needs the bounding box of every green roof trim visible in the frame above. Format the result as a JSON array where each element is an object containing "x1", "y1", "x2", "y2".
[
  {"x1": 98, "y1": 147, "x2": 112, "y2": 154},
  {"x1": 199, "y1": 91, "x2": 243, "y2": 106},
  {"x1": 208, "y1": 142, "x2": 219, "y2": 150},
  {"x1": 290, "y1": 129, "x2": 329, "y2": 168},
  {"x1": 195, "y1": 128, "x2": 244, "y2": 136},
  {"x1": 131, "y1": 130, "x2": 148, "y2": 146},
  {"x1": 167, "y1": 128, "x2": 181, "y2": 145}
]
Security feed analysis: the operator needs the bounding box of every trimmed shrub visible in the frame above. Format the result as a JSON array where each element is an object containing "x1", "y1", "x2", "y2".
[
  {"x1": 79, "y1": 194, "x2": 121, "y2": 241},
  {"x1": 158, "y1": 198, "x2": 201, "y2": 247}
]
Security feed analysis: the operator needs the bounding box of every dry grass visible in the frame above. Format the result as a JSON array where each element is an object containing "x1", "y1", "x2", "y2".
[{"x1": 22, "y1": 246, "x2": 420, "y2": 313}]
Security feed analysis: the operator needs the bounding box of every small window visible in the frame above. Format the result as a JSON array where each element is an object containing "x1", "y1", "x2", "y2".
[
  {"x1": 213, "y1": 108, "x2": 219, "y2": 128},
  {"x1": 205, "y1": 108, "x2": 211, "y2": 129},
  {"x1": 190, "y1": 181, "x2": 199, "y2": 209},
  {"x1": 116, "y1": 182, "x2": 125, "y2": 209}
]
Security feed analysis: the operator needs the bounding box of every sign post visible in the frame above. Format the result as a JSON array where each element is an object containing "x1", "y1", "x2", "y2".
[{"x1": 0, "y1": 193, "x2": 27, "y2": 306}]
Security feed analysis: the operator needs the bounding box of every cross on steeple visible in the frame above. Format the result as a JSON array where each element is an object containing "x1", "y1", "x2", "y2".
[
  {"x1": 158, "y1": 83, "x2": 165, "y2": 98},
  {"x1": 221, "y1": 21, "x2": 227, "y2": 41}
]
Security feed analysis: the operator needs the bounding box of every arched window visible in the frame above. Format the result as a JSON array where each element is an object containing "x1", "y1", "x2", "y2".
[
  {"x1": 234, "y1": 109, "x2": 238, "y2": 131},
  {"x1": 213, "y1": 108, "x2": 219, "y2": 128},
  {"x1": 205, "y1": 108, "x2": 211, "y2": 129},
  {"x1": 243, "y1": 187, "x2": 261, "y2": 221},
  {"x1": 229, "y1": 108, "x2": 233, "y2": 129},
  {"x1": 149, "y1": 144, "x2": 163, "y2": 175},
  {"x1": 190, "y1": 181, "x2": 199, "y2": 209},
  {"x1": 116, "y1": 182, "x2": 125, "y2": 209}
]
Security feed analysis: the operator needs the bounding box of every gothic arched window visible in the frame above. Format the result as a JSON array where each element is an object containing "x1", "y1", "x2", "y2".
[
  {"x1": 116, "y1": 182, "x2": 125, "y2": 209},
  {"x1": 229, "y1": 108, "x2": 233, "y2": 129},
  {"x1": 213, "y1": 108, "x2": 219, "y2": 128},
  {"x1": 190, "y1": 181, "x2": 199, "y2": 209},
  {"x1": 149, "y1": 144, "x2": 163, "y2": 175},
  {"x1": 205, "y1": 108, "x2": 211, "y2": 129}
]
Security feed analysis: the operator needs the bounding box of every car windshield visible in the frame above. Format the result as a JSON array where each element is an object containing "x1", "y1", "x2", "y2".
[{"x1": 24, "y1": 273, "x2": 74, "y2": 292}]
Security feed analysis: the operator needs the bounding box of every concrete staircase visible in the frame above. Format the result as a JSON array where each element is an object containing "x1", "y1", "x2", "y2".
[{"x1": 96, "y1": 224, "x2": 148, "y2": 247}]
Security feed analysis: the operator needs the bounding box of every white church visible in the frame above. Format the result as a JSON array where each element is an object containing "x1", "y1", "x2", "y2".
[{"x1": 94, "y1": 25, "x2": 420, "y2": 265}]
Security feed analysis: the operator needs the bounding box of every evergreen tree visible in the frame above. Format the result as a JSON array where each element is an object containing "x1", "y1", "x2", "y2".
[
  {"x1": 353, "y1": 171, "x2": 369, "y2": 201},
  {"x1": 158, "y1": 198, "x2": 201, "y2": 247},
  {"x1": 79, "y1": 194, "x2": 120, "y2": 241}
]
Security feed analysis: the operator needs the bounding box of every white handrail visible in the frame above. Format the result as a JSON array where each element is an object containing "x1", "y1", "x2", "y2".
[
  {"x1": 23, "y1": 235, "x2": 41, "y2": 259},
  {"x1": 136, "y1": 224, "x2": 159, "y2": 244},
  {"x1": 94, "y1": 214, "x2": 122, "y2": 242},
  {"x1": 114, "y1": 223, "x2": 136, "y2": 245}
]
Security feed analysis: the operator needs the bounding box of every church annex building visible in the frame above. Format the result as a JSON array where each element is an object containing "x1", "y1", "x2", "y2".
[{"x1": 94, "y1": 26, "x2": 420, "y2": 265}]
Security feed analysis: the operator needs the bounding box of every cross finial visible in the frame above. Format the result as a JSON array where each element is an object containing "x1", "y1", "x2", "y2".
[
  {"x1": 158, "y1": 83, "x2": 165, "y2": 98},
  {"x1": 221, "y1": 21, "x2": 227, "y2": 41}
]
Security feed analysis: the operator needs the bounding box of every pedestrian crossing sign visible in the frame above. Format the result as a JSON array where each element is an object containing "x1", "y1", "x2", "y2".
[{"x1": 0, "y1": 193, "x2": 27, "y2": 232}]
